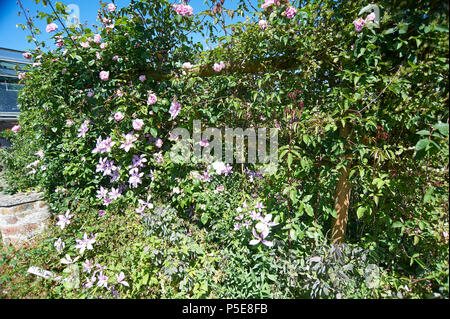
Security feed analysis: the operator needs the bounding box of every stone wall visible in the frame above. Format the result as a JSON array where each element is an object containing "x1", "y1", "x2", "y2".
[{"x1": 0, "y1": 192, "x2": 50, "y2": 247}]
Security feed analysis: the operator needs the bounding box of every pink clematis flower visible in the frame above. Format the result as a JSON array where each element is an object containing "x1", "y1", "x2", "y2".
[
  {"x1": 249, "y1": 225, "x2": 274, "y2": 247},
  {"x1": 169, "y1": 100, "x2": 182, "y2": 119},
  {"x1": 119, "y1": 133, "x2": 137, "y2": 152},
  {"x1": 56, "y1": 210, "x2": 73, "y2": 230},
  {"x1": 117, "y1": 272, "x2": 129, "y2": 287}
]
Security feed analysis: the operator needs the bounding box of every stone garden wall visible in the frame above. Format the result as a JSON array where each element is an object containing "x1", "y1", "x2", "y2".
[{"x1": 0, "y1": 191, "x2": 50, "y2": 247}]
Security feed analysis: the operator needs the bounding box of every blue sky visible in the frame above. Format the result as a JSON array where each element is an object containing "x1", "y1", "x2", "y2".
[{"x1": 0, "y1": 0, "x2": 258, "y2": 52}]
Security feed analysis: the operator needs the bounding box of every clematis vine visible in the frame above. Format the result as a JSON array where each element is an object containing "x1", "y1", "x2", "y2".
[
  {"x1": 54, "y1": 238, "x2": 65, "y2": 254},
  {"x1": 169, "y1": 100, "x2": 182, "y2": 119},
  {"x1": 56, "y1": 210, "x2": 73, "y2": 230},
  {"x1": 249, "y1": 224, "x2": 274, "y2": 247},
  {"x1": 119, "y1": 133, "x2": 138, "y2": 152},
  {"x1": 92, "y1": 136, "x2": 115, "y2": 154},
  {"x1": 75, "y1": 232, "x2": 96, "y2": 254},
  {"x1": 77, "y1": 120, "x2": 90, "y2": 138},
  {"x1": 117, "y1": 272, "x2": 130, "y2": 287}
]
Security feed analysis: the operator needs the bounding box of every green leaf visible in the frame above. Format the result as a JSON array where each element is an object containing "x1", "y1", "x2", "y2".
[
  {"x1": 357, "y1": 206, "x2": 366, "y2": 219},
  {"x1": 434, "y1": 123, "x2": 449, "y2": 137},
  {"x1": 415, "y1": 139, "x2": 430, "y2": 152}
]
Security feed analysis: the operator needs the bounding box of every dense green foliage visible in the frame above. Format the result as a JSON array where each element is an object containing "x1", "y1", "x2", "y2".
[{"x1": 0, "y1": 0, "x2": 448, "y2": 298}]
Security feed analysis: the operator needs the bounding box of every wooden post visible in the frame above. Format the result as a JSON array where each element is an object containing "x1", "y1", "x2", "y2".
[{"x1": 331, "y1": 123, "x2": 352, "y2": 244}]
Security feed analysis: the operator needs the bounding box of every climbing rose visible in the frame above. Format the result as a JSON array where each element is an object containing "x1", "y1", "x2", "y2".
[
  {"x1": 182, "y1": 62, "x2": 193, "y2": 69},
  {"x1": 147, "y1": 93, "x2": 157, "y2": 105},
  {"x1": 259, "y1": 20, "x2": 268, "y2": 30},
  {"x1": 11, "y1": 125, "x2": 21, "y2": 133},
  {"x1": 46, "y1": 22, "x2": 58, "y2": 33},
  {"x1": 173, "y1": 4, "x2": 193, "y2": 17},
  {"x1": 353, "y1": 17, "x2": 365, "y2": 32},
  {"x1": 132, "y1": 119, "x2": 144, "y2": 131},
  {"x1": 139, "y1": 75, "x2": 146, "y2": 82},
  {"x1": 99, "y1": 71, "x2": 110, "y2": 81},
  {"x1": 18, "y1": 72, "x2": 26, "y2": 80},
  {"x1": 93, "y1": 34, "x2": 102, "y2": 43},
  {"x1": 169, "y1": 100, "x2": 182, "y2": 119},
  {"x1": 262, "y1": 0, "x2": 275, "y2": 10},
  {"x1": 114, "y1": 112, "x2": 124, "y2": 121},
  {"x1": 107, "y1": 3, "x2": 116, "y2": 12},
  {"x1": 155, "y1": 138, "x2": 163, "y2": 148},
  {"x1": 213, "y1": 61, "x2": 225, "y2": 72},
  {"x1": 100, "y1": 42, "x2": 108, "y2": 50},
  {"x1": 282, "y1": 6, "x2": 297, "y2": 19},
  {"x1": 365, "y1": 12, "x2": 376, "y2": 23},
  {"x1": 22, "y1": 52, "x2": 32, "y2": 59}
]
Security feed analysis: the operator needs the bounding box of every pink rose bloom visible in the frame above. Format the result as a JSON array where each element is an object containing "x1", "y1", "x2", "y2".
[
  {"x1": 94, "y1": 34, "x2": 102, "y2": 44},
  {"x1": 61, "y1": 68, "x2": 67, "y2": 74},
  {"x1": 107, "y1": 3, "x2": 116, "y2": 12},
  {"x1": 147, "y1": 93, "x2": 157, "y2": 105},
  {"x1": 56, "y1": 39, "x2": 64, "y2": 48},
  {"x1": 22, "y1": 52, "x2": 32, "y2": 59},
  {"x1": 112, "y1": 55, "x2": 119, "y2": 61},
  {"x1": 66, "y1": 119, "x2": 73, "y2": 126},
  {"x1": 100, "y1": 42, "x2": 108, "y2": 50},
  {"x1": 99, "y1": 71, "x2": 110, "y2": 81},
  {"x1": 46, "y1": 23, "x2": 58, "y2": 33},
  {"x1": 213, "y1": 61, "x2": 225, "y2": 72},
  {"x1": 155, "y1": 139, "x2": 163, "y2": 148},
  {"x1": 80, "y1": 41, "x2": 90, "y2": 48},
  {"x1": 116, "y1": 89, "x2": 123, "y2": 97},
  {"x1": 96, "y1": 51, "x2": 101, "y2": 60},
  {"x1": 33, "y1": 62, "x2": 41, "y2": 67},
  {"x1": 282, "y1": 6, "x2": 297, "y2": 19},
  {"x1": 18, "y1": 72, "x2": 26, "y2": 80},
  {"x1": 261, "y1": 0, "x2": 275, "y2": 10},
  {"x1": 114, "y1": 112, "x2": 124, "y2": 121},
  {"x1": 200, "y1": 139, "x2": 209, "y2": 147},
  {"x1": 87, "y1": 90, "x2": 94, "y2": 98},
  {"x1": 12, "y1": 125, "x2": 21, "y2": 133},
  {"x1": 133, "y1": 119, "x2": 144, "y2": 130},
  {"x1": 365, "y1": 12, "x2": 376, "y2": 23},
  {"x1": 173, "y1": 4, "x2": 193, "y2": 17},
  {"x1": 139, "y1": 75, "x2": 146, "y2": 82},
  {"x1": 353, "y1": 17, "x2": 365, "y2": 32},
  {"x1": 259, "y1": 20, "x2": 268, "y2": 30},
  {"x1": 182, "y1": 62, "x2": 193, "y2": 69}
]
